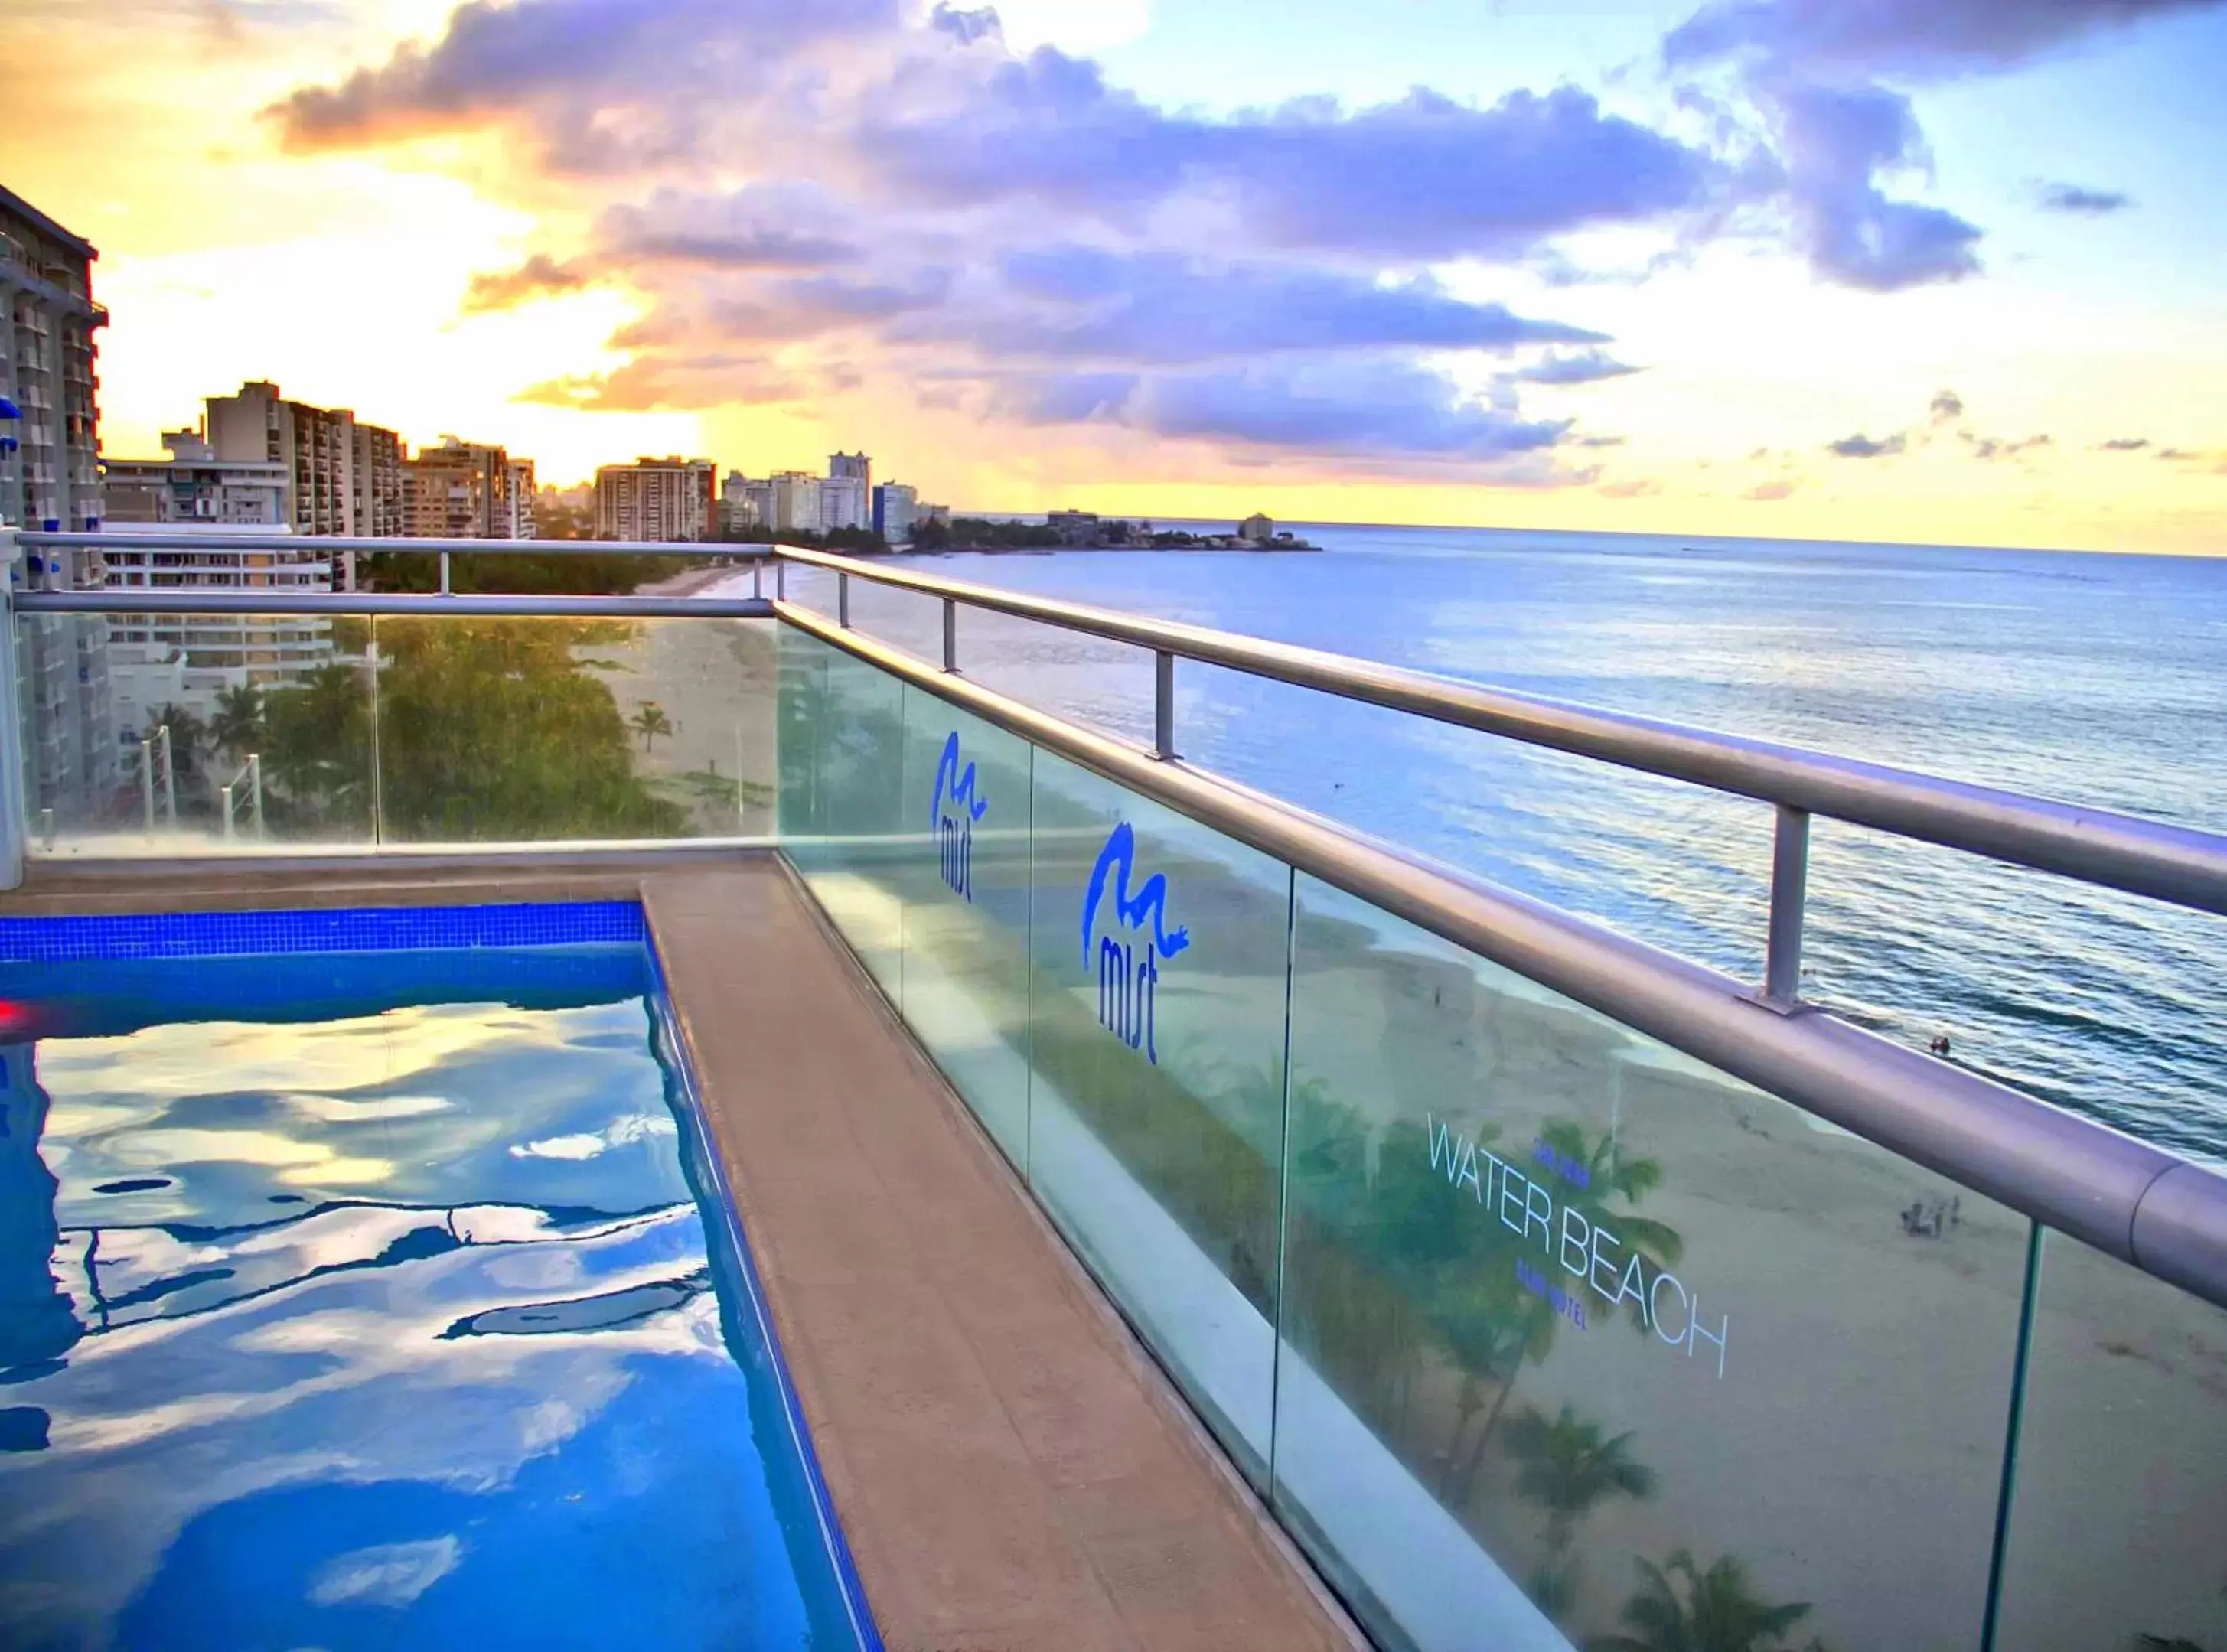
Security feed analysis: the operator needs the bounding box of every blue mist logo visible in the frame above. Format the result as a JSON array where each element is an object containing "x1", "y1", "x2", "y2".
[
  {"x1": 930, "y1": 732, "x2": 989, "y2": 901},
  {"x1": 1081, "y1": 822, "x2": 1189, "y2": 1063}
]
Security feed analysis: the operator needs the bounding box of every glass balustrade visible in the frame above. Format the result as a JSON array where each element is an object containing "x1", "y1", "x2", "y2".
[
  {"x1": 11, "y1": 588, "x2": 2224, "y2": 1652},
  {"x1": 13, "y1": 612, "x2": 778, "y2": 855},
  {"x1": 775, "y1": 626, "x2": 2227, "y2": 1652}
]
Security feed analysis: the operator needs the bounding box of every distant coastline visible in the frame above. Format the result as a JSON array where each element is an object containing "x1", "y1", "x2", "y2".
[
  {"x1": 908, "y1": 510, "x2": 1319, "y2": 554},
  {"x1": 928, "y1": 538, "x2": 1320, "y2": 555}
]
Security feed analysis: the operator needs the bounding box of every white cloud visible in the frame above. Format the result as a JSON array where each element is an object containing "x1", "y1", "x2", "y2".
[
  {"x1": 308, "y1": 1535, "x2": 463, "y2": 1609},
  {"x1": 991, "y1": 0, "x2": 1153, "y2": 56}
]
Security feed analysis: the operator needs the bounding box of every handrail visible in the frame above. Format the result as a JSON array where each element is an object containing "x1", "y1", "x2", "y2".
[
  {"x1": 774, "y1": 544, "x2": 2227, "y2": 918},
  {"x1": 21, "y1": 530, "x2": 770, "y2": 558},
  {"x1": 777, "y1": 597, "x2": 2227, "y2": 1313},
  {"x1": 15, "y1": 591, "x2": 774, "y2": 619}
]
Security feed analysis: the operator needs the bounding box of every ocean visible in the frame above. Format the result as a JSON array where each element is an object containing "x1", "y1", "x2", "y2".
[{"x1": 771, "y1": 524, "x2": 2227, "y2": 1160}]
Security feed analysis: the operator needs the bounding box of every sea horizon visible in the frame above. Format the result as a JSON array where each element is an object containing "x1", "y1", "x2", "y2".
[
  {"x1": 761, "y1": 526, "x2": 2227, "y2": 1162},
  {"x1": 943, "y1": 512, "x2": 2227, "y2": 564}
]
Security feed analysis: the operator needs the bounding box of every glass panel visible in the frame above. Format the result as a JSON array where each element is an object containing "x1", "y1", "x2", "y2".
[
  {"x1": 1277, "y1": 873, "x2": 2030, "y2": 1652},
  {"x1": 776, "y1": 624, "x2": 830, "y2": 862},
  {"x1": 370, "y1": 617, "x2": 775, "y2": 846},
  {"x1": 18, "y1": 611, "x2": 376, "y2": 857},
  {"x1": 1993, "y1": 1225, "x2": 2227, "y2": 1651},
  {"x1": 803, "y1": 640, "x2": 908, "y2": 996},
  {"x1": 1025, "y1": 749, "x2": 1290, "y2": 1484},
  {"x1": 895, "y1": 688, "x2": 1035, "y2": 1169}
]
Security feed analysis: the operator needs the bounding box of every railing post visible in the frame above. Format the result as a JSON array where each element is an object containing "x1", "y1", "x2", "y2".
[
  {"x1": 942, "y1": 597, "x2": 958, "y2": 673},
  {"x1": 0, "y1": 527, "x2": 24, "y2": 888},
  {"x1": 775, "y1": 556, "x2": 787, "y2": 600},
  {"x1": 1763, "y1": 803, "x2": 1810, "y2": 1005},
  {"x1": 439, "y1": 550, "x2": 452, "y2": 595},
  {"x1": 158, "y1": 725, "x2": 177, "y2": 830},
  {"x1": 1154, "y1": 650, "x2": 1177, "y2": 760},
  {"x1": 140, "y1": 735, "x2": 155, "y2": 833},
  {"x1": 838, "y1": 571, "x2": 851, "y2": 628},
  {"x1": 752, "y1": 560, "x2": 763, "y2": 600},
  {"x1": 221, "y1": 784, "x2": 236, "y2": 842},
  {"x1": 248, "y1": 754, "x2": 265, "y2": 841}
]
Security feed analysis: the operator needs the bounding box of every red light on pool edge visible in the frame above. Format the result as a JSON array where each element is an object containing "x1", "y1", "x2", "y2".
[{"x1": 0, "y1": 1001, "x2": 34, "y2": 1035}]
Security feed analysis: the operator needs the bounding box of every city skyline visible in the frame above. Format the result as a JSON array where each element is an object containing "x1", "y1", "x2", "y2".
[{"x1": 4, "y1": 0, "x2": 2225, "y2": 554}]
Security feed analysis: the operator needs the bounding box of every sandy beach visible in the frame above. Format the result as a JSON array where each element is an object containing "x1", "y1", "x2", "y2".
[
  {"x1": 575, "y1": 565, "x2": 778, "y2": 836},
  {"x1": 778, "y1": 723, "x2": 2227, "y2": 1652}
]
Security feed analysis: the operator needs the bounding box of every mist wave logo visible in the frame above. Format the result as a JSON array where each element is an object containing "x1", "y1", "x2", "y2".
[
  {"x1": 930, "y1": 732, "x2": 989, "y2": 901},
  {"x1": 1081, "y1": 822, "x2": 1189, "y2": 1063}
]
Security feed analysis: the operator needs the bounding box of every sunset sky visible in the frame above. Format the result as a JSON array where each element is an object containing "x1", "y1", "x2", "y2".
[{"x1": 4, "y1": 0, "x2": 2224, "y2": 552}]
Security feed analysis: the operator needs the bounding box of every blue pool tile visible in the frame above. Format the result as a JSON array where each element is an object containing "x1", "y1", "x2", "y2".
[{"x1": 0, "y1": 901, "x2": 644, "y2": 964}]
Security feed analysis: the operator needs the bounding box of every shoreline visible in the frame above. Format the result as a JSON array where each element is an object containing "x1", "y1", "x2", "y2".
[{"x1": 921, "y1": 542, "x2": 1322, "y2": 556}]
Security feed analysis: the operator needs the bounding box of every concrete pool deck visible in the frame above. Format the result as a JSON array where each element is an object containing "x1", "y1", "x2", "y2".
[{"x1": 2, "y1": 850, "x2": 1362, "y2": 1652}]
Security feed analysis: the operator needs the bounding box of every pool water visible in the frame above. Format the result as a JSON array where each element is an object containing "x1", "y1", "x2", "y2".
[{"x1": 0, "y1": 937, "x2": 869, "y2": 1650}]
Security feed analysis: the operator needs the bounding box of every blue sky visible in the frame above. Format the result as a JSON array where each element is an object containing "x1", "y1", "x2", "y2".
[{"x1": 3, "y1": 0, "x2": 2223, "y2": 550}]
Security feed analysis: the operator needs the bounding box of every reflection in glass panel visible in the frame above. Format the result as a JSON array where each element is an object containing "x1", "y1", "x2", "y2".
[
  {"x1": 804, "y1": 643, "x2": 909, "y2": 997},
  {"x1": 1025, "y1": 749, "x2": 1290, "y2": 1484},
  {"x1": 896, "y1": 689, "x2": 1035, "y2": 1169},
  {"x1": 18, "y1": 612, "x2": 378, "y2": 859},
  {"x1": 371, "y1": 617, "x2": 777, "y2": 846},
  {"x1": 1994, "y1": 1227, "x2": 2227, "y2": 1651},
  {"x1": 1277, "y1": 873, "x2": 2028, "y2": 1652},
  {"x1": 777, "y1": 625, "x2": 830, "y2": 865}
]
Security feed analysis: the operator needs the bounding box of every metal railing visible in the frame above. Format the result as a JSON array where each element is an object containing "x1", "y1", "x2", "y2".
[
  {"x1": 6, "y1": 527, "x2": 2225, "y2": 1312},
  {"x1": 773, "y1": 544, "x2": 2227, "y2": 923},
  {"x1": 23, "y1": 528, "x2": 774, "y2": 601},
  {"x1": 774, "y1": 596, "x2": 2227, "y2": 1313}
]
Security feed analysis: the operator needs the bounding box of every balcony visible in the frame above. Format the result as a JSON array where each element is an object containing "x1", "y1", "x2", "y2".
[{"x1": 3, "y1": 526, "x2": 2225, "y2": 1652}]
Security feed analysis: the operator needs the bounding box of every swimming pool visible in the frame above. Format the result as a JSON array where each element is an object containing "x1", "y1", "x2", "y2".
[{"x1": 0, "y1": 904, "x2": 873, "y2": 1650}]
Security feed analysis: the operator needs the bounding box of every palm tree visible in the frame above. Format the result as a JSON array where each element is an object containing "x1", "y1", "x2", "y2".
[
  {"x1": 1505, "y1": 1403, "x2": 1656, "y2": 1620},
  {"x1": 207, "y1": 683, "x2": 265, "y2": 762},
  {"x1": 145, "y1": 702, "x2": 210, "y2": 802},
  {"x1": 1591, "y1": 1550, "x2": 1818, "y2": 1652},
  {"x1": 630, "y1": 702, "x2": 675, "y2": 752},
  {"x1": 1440, "y1": 1119, "x2": 1685, "y2": 1508}
]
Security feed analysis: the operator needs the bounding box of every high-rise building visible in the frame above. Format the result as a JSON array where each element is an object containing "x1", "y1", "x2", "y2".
[
  {"x1": 103, "y1": 428, "x2": 287, "y2": 528},
  {"x1": 350, "y1": 422, "x2": 404, "y2": 539},
  {"x1": 201, "y1": 380, "x2": 406, "y2": 543},
  {"x1": 506, "y1": 458, "x2": 537, "y2": 539},
  {"x1": 872, "y1": 481, "x2": 918, "y2": 544},
  {"x1": 594, "y1": 456, "x2": 716, "y2": 542},
  {"x1": 818, "y1": 474, "x2": 868, "y2": 534},
  {"x1": 0, "y1": 183, "x2": 105, "y2": 533},
  {"x1": 720, "y1": 469, "x2": 765, "y2": 533},
  {"x1": 403, "y1": 438, "x2": 531, "y2": 539},
  {"x1": 2, "y1": 186, "x2": 116, "y2": 833},
  {"x1": 1046, "y1": 510, "x2": 1103, "y2": 546},
  {"x1": 822, "y1": 451, "x2": 872, "y2": 532},
  {"x1": 768, "y1": 471, "x2": 821, "y2": 535}
]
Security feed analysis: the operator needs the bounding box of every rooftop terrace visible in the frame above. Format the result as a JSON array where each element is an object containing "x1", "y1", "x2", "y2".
[{"x1": 4, "y1": 525, "x2": 2225, "y2": 1651}]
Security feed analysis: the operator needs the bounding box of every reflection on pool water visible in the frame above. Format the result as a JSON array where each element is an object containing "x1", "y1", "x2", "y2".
[{"x1": 0, "y1": 944, "x2": 867, "y2": 1650}]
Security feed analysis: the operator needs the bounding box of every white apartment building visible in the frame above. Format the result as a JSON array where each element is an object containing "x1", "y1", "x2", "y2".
[
  {"x1": 507, "y1": 458, "x2": 537, "y2": 539},
  {"x1": 1, "y1": 183, "x2": 104, "y2": 534},
  {"x1": 2, "y1": 184, "x2": 117, "y2": 829},
  {"x1": 818, "y1": 474, "x2": 868, "y2": 533},
  {"x1": 721, "y1": 469, "x2": 767, "y2": 533},
  {"x1": 872, "y1": 481, "x2": 918, "y2": 543},
  {"x1": 103, "y1": 428, "x2": 287, "y2": 527},
  {"x1": 204, "y1": 380, "x2": 406, "y2": 542},
  {"x1": 768, "y1": 471, "x2": 821, "y2": 534},
  {"x1": 595, "y1": 455, "x2": 716, "y2": 541},
  {"x1": 351, "y1": 422, "x2": 404, "y2": 539}
]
